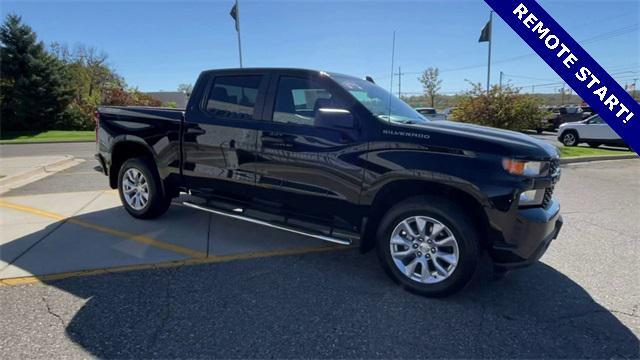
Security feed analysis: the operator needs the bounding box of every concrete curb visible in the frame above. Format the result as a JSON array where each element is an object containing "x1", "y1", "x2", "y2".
[
  {"x1": 560, "y1": 154, "x2": 638, "y2": 164},
  {"x1": 0, "y1": 140, "x2": 95, "y2": 145},
  {"x1": 0, "y1": 155, "x2": 82, "y2": 190}
]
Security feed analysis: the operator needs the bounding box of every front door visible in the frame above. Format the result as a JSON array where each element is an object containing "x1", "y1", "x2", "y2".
[
  {"x1": 254, "y1": 72, "x2": 366, "y2": 230},
  {"x1": 182, "y1": 72, "x2": 268, "y2": 200}
]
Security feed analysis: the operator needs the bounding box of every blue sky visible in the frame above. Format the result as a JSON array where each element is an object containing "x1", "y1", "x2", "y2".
[{"x1": 2, "y1": 0, "x2": 638, "y2": 95}]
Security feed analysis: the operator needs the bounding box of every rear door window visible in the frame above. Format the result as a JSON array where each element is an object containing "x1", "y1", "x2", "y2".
[{"x1": 205, "y1": 75, "x2": 263, "y2": 120}]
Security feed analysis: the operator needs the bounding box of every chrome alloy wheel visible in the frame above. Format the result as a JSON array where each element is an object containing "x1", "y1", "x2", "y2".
[
  {"x1": 122, "y1": 168, "x2": 149, "y2": 210},
  {"x1": 562, "y1": 133, "x2": 576, "y2": 146},
  {"x1": 389, "y1": 216, "x2": 460, "y2": 284}
]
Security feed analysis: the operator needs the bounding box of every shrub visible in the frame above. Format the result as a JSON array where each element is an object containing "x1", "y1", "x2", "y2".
[
  {"x1": 450, "y1": 83, "x2": 548, "y2": 131},
  {"x1": 54, "y1": 103, "x2": 94, "y2": 130}
]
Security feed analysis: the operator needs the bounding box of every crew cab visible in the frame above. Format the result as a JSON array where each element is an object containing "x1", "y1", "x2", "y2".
[
  {"x1": 558, "y1": 114, "x2": 627, "y2": 148},
  {"x1": 95, "y1": 68, "x2": 563, "y2": 296}
]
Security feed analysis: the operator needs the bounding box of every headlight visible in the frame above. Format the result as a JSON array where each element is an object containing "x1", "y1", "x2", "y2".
[
  {"x1": 519, "y1": 189, "x2": 545, "y2": 206},
  {"x1": 502, "y1": 159, "x2": 546, "y2": 176}
]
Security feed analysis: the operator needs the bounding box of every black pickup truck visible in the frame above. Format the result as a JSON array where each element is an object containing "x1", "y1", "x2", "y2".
[{"x1": 96, "y1": 68, "x2": 562, "y2": 296}]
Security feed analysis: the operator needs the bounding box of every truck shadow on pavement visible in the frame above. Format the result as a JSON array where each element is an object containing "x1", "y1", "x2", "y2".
[{"x1": 1, "y1": 208, "x2": 638, "y2": 359}]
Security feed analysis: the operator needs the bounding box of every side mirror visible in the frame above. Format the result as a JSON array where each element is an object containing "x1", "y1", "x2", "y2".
[{"x1": 314, "y1": 108, "x2": 355, "y2": 129}]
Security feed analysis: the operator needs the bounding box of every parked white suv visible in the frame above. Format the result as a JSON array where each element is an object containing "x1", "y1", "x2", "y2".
[{"x1": 558, "y1": 115, "x2": 627, "y2": 148}]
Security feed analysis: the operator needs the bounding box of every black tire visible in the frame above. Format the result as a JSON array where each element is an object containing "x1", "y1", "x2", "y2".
[
  {"x1": 560, "y1": 130, "x2": 579, "y2": 147},
  {"x1": 376, "y1": 195, "x2": 480, "y2": 297},
  {"x1": 118, "y1": 157, "x2": 171, "y2": 219},
  {"x1": 587, "y1": 142, "x2": 601, "y2": 148}
]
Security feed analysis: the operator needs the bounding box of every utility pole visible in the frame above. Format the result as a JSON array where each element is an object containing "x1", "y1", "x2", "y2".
[
  {"x1": 531, "y1": 85, "x2": 535, "y2": 94},
  {"x1": 394, "y1": 66, "x2": 404, "y2": 98},
  {"x1": 560, "y1": 84, "x2": 566, "y2": 105},
  {"x1": 633, "y1": 78, "x2": 638, "y2": 100},
  {"x1": 499, "y1": 71, "x2": 503, "y2": 90},
  {"x1": 398, "y1": 67, "x2": 402, "y2": 98}
]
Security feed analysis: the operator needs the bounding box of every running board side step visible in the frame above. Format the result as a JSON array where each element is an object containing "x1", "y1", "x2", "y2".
[{"x1": 182, "y1": 201, "x2": 353, "y2": 246}]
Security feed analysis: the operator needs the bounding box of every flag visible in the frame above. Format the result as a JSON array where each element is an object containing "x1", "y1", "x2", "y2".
[
  {"x1": 230, "y1": 1, "x2": 239, "y2": 32},
  {"x1": 479, "y1": 19, "x2": 492, "y2": 42}
]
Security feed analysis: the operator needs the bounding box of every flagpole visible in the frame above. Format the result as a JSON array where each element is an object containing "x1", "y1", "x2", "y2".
[
  {"x1": 236, "y1": 0, "x2": 243, "y2": 68},
  {"x1": 486, "y1": 11, "x2": 493, "y2": 93}
]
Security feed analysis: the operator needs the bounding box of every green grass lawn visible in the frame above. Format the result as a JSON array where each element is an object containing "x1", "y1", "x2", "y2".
[
  {"x1": 0, "y1": 130, "x2": 94, "y2": 144},
  {"x1": 559, "y1": 145, "x2": 634, "y2": 158}
]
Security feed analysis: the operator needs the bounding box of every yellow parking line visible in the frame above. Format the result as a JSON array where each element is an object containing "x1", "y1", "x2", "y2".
[
  {"x1": 0, "y1": 200, "x2": 206, "y2": 259},
  {"x1": 0, "y1": 245, "x2": 352, "y2": 286}
]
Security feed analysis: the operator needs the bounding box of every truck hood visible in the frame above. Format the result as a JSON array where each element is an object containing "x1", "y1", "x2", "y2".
[{"x1": 405, "y1": 120, "x2": 559, "y2": 160}]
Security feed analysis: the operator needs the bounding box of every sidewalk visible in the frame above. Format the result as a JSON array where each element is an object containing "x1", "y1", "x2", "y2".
[
  {"x1": 0, "y1": 190, "x2": 337, "y2": 283},
  {"x1": 0, "y1": 155, "x2": 83, "y2": 194}
]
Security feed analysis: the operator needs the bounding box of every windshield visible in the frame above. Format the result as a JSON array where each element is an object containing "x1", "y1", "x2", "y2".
[{"x1": 332, "y1": 75, "x2": 429, "y2": 124}]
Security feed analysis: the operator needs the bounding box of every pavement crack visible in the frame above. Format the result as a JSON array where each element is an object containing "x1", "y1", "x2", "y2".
[
  {"x1": 41, "y1": 295, "x2": 65, "y2": 327},
  {"x1": 545, "y1": 308, "x2": 638, "y2": 324},
  {"x1": 572, "y1": 218, "x2": 635, "y2": 239}
]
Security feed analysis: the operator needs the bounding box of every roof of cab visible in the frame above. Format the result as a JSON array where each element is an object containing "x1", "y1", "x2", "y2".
[{"x1": 200, "y1": 67, "x2": 361, "y2": 80}]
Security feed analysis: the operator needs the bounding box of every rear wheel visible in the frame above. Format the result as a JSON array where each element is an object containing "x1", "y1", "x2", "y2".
[
  {"x1": 561, "y1": 131, "x2": 578, "y2": 146},
  {"x1": 118, "y1": 157, "x2": 171, "y2": 219},
  {"x1": 376, "y1": 196, "x2": 479, "y2": 297}
]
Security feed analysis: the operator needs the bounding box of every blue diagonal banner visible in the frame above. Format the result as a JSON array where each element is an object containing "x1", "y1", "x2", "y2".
[{"x1": 484, "y1": 0, "x2": 639, "y2": 154}]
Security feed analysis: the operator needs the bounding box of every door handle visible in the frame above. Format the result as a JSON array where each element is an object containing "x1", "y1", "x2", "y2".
[
  {"x1": 263, "y1": 132, "x2": 295, "y2": 142},
  {"x1": 185, "y1": 127, "x2": 206, "y2": 136}
]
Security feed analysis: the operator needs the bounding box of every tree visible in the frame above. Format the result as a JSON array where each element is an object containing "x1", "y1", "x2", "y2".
[
  {"x1": 102, "y1": 87, "x2": 161, "y2": 107},
  {"x1": 0, "y1": 14, "x2": 73, "y2": 131},
  {"x1": 418, "y1": 67, "x2": 442, "y2": 108},
  {"x1": 177, "y1": 83, "x2": 193, "y2": 94},
  {"x1": 50, "y1": 42, "x2": 124, "y2": 129},
  {"x1": 449, "y1": 83, "x2": 547, "y2": 131}
]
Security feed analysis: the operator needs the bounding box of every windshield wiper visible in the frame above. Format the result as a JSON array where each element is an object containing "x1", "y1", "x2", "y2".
[
  {"x1": 393, "y1": 119, "x2": 416, "y2": 124},
  {"x1": 376, "y1": 115, "x2": 419, "y2": 124}
]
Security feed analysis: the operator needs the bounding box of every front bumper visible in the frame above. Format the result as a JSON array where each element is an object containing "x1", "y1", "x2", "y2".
[{"x1": 490, "y1": 199, "x2": 563, "y2": 269}]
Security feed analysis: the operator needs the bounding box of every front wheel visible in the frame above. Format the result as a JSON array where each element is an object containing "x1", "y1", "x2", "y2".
[
  {"x1": 376, "y1": 196, "x2": 479, "y2": 297},
  {"x1": 561, "y1": 131, "x2": 579, "y2": 146},
  {"x1": 118, "y1": 157, "x2": 171, "y2": 219}
]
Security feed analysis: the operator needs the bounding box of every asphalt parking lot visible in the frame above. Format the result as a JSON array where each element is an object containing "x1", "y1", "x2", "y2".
[{"x1": 0, "y1": 143, "x2": 638, "y2": 359}]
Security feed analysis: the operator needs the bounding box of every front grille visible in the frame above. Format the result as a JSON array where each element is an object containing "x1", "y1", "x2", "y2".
[
  {"x1": 548, "y1": 158, "x2": 560, "y2": 177},
  {"x1": 542, "y1": 187, "x2": 554, "y2": 208}
]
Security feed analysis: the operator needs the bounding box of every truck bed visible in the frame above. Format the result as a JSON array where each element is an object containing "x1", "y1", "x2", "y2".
[{"x1": 98, "y1": 106, "x2": 184, "y2": 122}]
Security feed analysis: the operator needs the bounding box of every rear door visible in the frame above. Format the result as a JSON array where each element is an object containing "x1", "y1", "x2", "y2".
[
  {"x1": 253, "y1": 71, "x2": 366, "y2": 229},
  {"x1": 182, "y1": 71, "x2": 269, "y2": 200}
]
